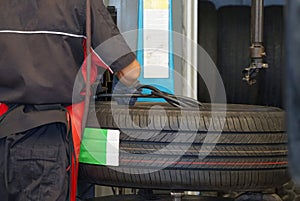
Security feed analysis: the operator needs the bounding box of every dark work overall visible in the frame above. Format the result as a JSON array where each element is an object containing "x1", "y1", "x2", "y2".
[{"x1": 0, "y1": 105, "x2": 71, "y2": 201}]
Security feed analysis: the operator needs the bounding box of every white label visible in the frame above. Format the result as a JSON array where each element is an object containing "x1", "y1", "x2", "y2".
[{"x1": 143, "y1": 0, "x2": 170, "y2": 79}]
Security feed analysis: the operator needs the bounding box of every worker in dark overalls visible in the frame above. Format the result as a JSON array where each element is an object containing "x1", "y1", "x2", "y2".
[{"x1": 0, "y1": 0, "x2": 140, "y2": 200}]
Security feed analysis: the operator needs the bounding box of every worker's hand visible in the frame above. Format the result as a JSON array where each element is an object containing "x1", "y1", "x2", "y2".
[
  {"x1": 116, "y1": 59, "x2": 141, "y2": 86},
  {"x1": 112, "y1": 59, "x2": 141, "y2": 105},
  {"x1": 112, "y1": 76, "x2": 141, "y2": 105}
]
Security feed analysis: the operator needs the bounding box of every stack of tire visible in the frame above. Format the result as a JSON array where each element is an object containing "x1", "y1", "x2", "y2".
[
  {"x1": 80, "y1": 101, "x2": 289, "y2": 200},
  {"x1": 196, "y1": 1, "x2": 295, "y2": 200}
]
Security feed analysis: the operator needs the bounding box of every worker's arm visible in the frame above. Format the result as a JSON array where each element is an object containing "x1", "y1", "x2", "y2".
[
  {"x1": 90, "y1": 0, "x2": 141, "y2": 100},
  {"x1": 116, "y1": 59, "x2": 141, "y2": 86}
]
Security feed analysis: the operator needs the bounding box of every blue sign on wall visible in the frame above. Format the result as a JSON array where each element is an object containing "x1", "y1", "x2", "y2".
[{"x1": 137, "y1": 0, "x2": 174, "y2": 101}]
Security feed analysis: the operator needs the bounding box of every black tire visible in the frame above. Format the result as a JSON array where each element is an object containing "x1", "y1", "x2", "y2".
[
  {"x1": 79, "y1": 102, "x2": 288, "y2": 192},
  {"x1": 217, "y1": 6, "x2": 260, "y2": 105},
  {"x1": 277, "y1": 180, "x2": 300, "y2": 201},
  {"x1": 197, "y1": 1, "x2": 218, "y2": 103},
  {"x1": 234, "y1": 193, "x2": 283, "y2": 201},
  {"x1": 257, "y1": 6, "x2": 285, "y2": 108}
]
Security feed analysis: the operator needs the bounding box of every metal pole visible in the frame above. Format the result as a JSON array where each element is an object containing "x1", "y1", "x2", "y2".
[
  {"x1": 243, "y1": 0, "x2": 268, "y2": 85},
  {"x1": 183, "y1": 0, "x2": 198, "y2": 99},
  {"x1": 251, "y1": 0, "x2": 264, "y2": 44},
  {"x1": 249, "y1": 0, "x2": 266, "y2": 61}
]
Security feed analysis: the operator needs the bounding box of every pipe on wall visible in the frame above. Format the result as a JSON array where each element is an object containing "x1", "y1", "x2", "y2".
[{"x1": 183, "y1": 0, "x2": 198, "y2": 99}]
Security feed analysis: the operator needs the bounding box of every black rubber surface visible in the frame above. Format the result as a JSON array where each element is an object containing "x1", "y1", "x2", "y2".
[
  {"x1": 79, "y1": 102, "x2": 288, "y2": 192},
  {"x1": 217, "y1": 6, "x2": 260, "y2": 105},
  {"x1": 257, "y1": 6, "x2": 285, "y2": 108},
  {"x1": 234, "y1": 193, "x2": 283, "y2": 201},
  {"x1": 277, "y1": 181, "x2": 300, "y2": 201},
  {"x1": 198, "y1": 2, "x2": 218, "y2": 103},
  {"x1": 199, "y1": 5, "x2": 284, "y2": 108}
]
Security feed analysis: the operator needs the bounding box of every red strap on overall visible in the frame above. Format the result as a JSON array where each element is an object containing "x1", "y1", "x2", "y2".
[
  {"x1": 66, "y1": 102, "x2": 84, "y2": 201},
  {"x1": 67, "y1": 1, "x2": 113, "y2": 198},
  {"x1": 0, "y1": 103, "x2": 8, "y2": 116},
  {"x1": 67, "y1": 42, "x2": 113, "y2": 201}
]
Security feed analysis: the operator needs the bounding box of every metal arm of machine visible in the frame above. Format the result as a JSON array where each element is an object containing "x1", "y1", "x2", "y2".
[{"x1": 243, "y1": 0, "x2": 268, "y2": 85}]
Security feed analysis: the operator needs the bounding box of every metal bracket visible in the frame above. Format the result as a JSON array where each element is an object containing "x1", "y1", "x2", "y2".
[
  {"x1": 170, "y1": 192, "x2": 185, "y2": 201},
  {"x1": 243, "y1": 0, "x2": 268, "y2": 85}
]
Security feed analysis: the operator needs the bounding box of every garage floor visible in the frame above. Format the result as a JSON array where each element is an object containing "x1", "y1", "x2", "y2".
[
  {"x1": 85, "y1": 187, "x2": 284, "y2": 201},
  {"x1": 87, "y1": 194, "x2": 284, "y2": 201},
  {"x1": 88, "y1": 194, "x2": 233, "y2": 201}
]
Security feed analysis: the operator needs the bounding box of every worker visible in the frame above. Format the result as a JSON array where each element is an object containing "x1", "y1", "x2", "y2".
[{"x1": 0, "y1": 0, "x2": 141, "y2": 200}]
